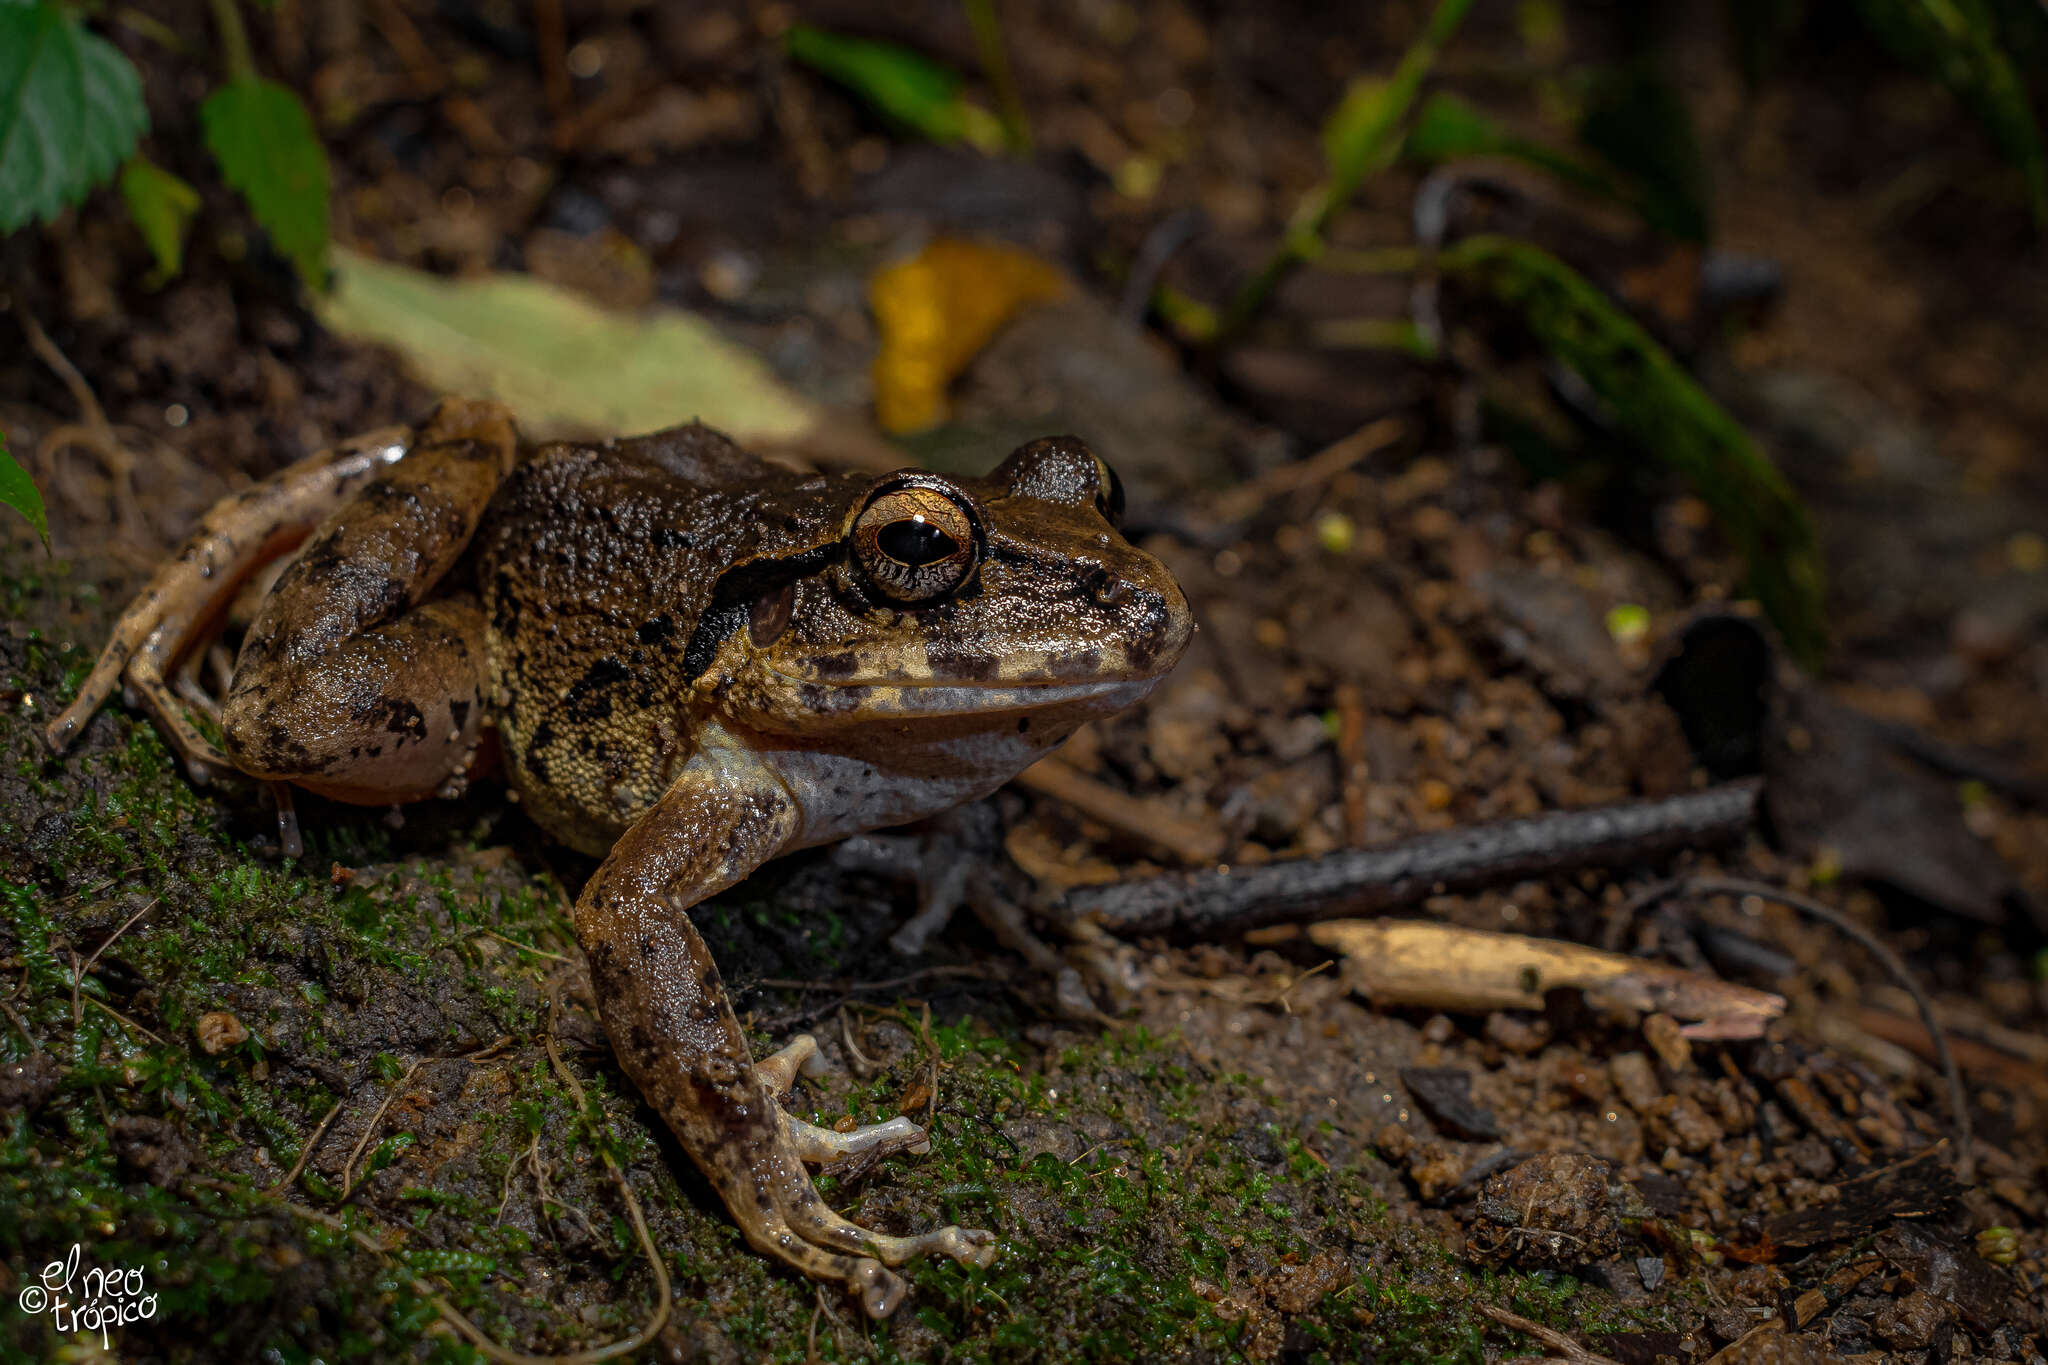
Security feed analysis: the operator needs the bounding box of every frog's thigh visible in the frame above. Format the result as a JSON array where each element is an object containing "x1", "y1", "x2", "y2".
[
  {"x1": 576, "y1": 770, "x2": 996, "y2": 1316},
  {"x1": 218, "y1": 598, "x2": 489, "y2": 803},
  {"x1": 46, "y1": 424, "x2": 417, "y2": 757}
]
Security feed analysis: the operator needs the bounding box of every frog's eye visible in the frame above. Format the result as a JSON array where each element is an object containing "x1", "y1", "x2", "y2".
[
  {"x1": 1090, "y1": 454, "x2": 1125, "y2": 528},
  {"x1": 852, "y1": 485, "x2": 979, "y2": 604}
]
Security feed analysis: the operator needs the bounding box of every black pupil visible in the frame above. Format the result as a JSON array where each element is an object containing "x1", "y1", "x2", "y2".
[{"x1": 877, "y1": 517, "x2": 958, "y2": 566}]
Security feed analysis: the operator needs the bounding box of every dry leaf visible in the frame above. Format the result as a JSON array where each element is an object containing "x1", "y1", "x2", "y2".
[
  {"x1": 1307, "y1": 919, "x2": 1784, "y2": 1039},
  {"x1": 196, "y1": 1011, "x2": 249, "y2": 1054},
  {"x1": 869, "y1": 238, "x2": 1065, "y2": 434}
]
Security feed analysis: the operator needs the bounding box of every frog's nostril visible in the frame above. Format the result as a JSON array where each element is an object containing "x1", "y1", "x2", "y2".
[{"x1": 1081, "y1": 567, "x2": 1126, "y2": 606}]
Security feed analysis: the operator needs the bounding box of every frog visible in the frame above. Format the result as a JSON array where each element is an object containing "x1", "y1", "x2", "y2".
[{"x1": 46, "y1": 397, "x2": 1194, "y2": 1316}]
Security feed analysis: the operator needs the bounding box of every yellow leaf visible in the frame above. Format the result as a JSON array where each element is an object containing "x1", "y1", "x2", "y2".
[{"x1": 868, "y1": 239, "x2": 1065, "y2": 435}]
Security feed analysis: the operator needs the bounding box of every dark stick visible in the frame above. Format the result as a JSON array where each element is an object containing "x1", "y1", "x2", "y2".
[{"x1": 1057, "y1": 780, "x2": 1759, "y2": 937}]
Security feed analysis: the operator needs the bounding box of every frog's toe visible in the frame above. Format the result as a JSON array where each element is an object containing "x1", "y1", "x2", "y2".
[
  {"x1": 756, "y1": 1033, "x2": 829, "y2": 1095},
  {"x1": 781, "y1": 1111, "x2": 930, "y2": 1167},
  {"x1": 913, "y1": 1225, "x2": 998, "y2": 1269},
  {"x1": 851, "y1": 1260, "x2": 907, "y2": 1318},
  {"x1": 856, "y1": 1222, "x2": 998, "y2": 1271}
]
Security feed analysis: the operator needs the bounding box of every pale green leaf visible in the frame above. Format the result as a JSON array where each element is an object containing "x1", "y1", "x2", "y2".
[
  {"x1": 0, "y1": 435, "x2": 49, "y2": 549},
  {"x1": 200, "y1": 77, "x2": 330, "y2": 289},
  {"x1": 1320, "y1": 0, "x2": 1475, "y2": 199},
  {"x1": 316, "y1": 249, "x2": 822, "y2": 446},
  {"x1": 120, "y1": 156, "x2": 202, "y2": 281},
  {"x1": 1322, "y1": 77, "x2": 1405, "y2": 202},
  {"x1": 0, "y1": 4, "x2": 148, "y2": 232}
]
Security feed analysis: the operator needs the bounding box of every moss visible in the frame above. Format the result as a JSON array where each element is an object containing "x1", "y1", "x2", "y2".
[{"x1": 0, "y1": 556, "x2": 1711, "y2": 1361}]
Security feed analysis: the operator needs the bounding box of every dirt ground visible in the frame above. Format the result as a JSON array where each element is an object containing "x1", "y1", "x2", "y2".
[{"x1": 3, "y1": 2, "x2": 2047, "y2": 1362}]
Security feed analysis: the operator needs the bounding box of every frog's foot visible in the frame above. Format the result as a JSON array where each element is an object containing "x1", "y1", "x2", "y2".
[
  {"x1": 46, "y1": 424, "x2": 415, "y2": 767},
  {"x1": 719, "y1": 1128, "x2": 997, "y2": 1317},
  {"x1": 746, "y1": 1035, "x2": 998, "y2": 1301}
]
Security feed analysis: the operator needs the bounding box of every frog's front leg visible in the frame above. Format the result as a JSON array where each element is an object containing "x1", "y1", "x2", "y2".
[{"x1": 576, "y1": 759, "x2": 997, "y2": 1318}]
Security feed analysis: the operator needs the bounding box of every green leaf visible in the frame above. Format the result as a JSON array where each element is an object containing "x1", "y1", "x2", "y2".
[
  {"x1": 786, "y1": 25, "x2": 1002, "y2": 152},
  {"x1": 1441, "y1": 235, "x2": 1826, "y2": 664},
  {"x1": 1405, "y1": 92, "x2": 1625, "y2": 204},
  {"x1": 1852, "y1": 0, "x2": 2048, "y2": 227},
  {"x1": 0, "y1": 4, "x2": 149, "y2": 232},
  {"x1": 1576, "y1": 64, "x2": 1712, "y2": 243},
  {"x1": 200, "y1": 76, "x2": 330, "y2": 290},
  {"x1": 120, "y1": 156, "x2": 201, "y2": 282},
  {"x1": 0, "y1": 434, "x2": 49, "y2": 549},
  {"x1": 1217, "y1": 0, "x2": 1474, "y2": 341},
  {"x1": 367, "y1": 1132, "x2": 414, "y2": 1175},
  {"x1": 1320, "y1": 0, "x2": 1475, "y2": 201}
]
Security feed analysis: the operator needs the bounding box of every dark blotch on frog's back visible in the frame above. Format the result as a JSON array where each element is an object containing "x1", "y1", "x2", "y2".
[{"x1": 562, "y1": 656, "x2": 632, "y2": 723}]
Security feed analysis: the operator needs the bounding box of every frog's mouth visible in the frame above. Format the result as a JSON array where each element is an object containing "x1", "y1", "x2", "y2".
[{"x1": 755, "y1": 669, "x2": 1159, "y2": 721}]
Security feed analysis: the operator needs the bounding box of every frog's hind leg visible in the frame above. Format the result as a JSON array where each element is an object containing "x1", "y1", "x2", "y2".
[
  {"x1": 46, "y1": 423, "x2": 417, "y2": 770},
  {"x1": 217, "y1": 400, "x2": 518, "y2": 805}
]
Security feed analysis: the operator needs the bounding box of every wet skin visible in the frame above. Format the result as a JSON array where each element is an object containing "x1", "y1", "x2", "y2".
[{"x1": 48, "y1": 399, "x2": 1194, "y2": 1315}]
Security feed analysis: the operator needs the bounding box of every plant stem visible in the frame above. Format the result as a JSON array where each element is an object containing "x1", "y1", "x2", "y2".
[
  {"x1": 206, "y1": 0, "x2": 256, "y2": 83},
  {"x1": 962, "y1": 0, "x2": 1032, "y2": 156},
  {"x1": 1213, "y1": 0, "x2": 1474, "y2": 344},
  {"x1": 115, "y1": 7, "x2": 197, "y2": 58}
]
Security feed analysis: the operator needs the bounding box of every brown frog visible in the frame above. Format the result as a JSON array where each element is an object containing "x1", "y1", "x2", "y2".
[{"x1": 47, "y1": 398, "x2": 1193, "y2": 1316}]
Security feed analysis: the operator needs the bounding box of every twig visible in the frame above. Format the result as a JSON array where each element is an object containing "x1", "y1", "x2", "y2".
[
  {"x1": 0, "y1": 995, "x2": 37, "y2": 1051},
  {"x1": 962, "y1": 0, "x2": 1031, "y2": 155},
  {"x1": 1060, "y1": 781, "x2": 1759, "y2": 936},
  {"x1": 1474, "y1": 1302, "x2": 1625, "y2": 1365},
  {"x1": 1639, "y1": 875, "x2": 1973, "y2": 1181},
  {"x1": 1014, "y1": 756, "x2": 1227, "y2": 865},
  {"x1": 466, "y1": 926, "x2": 574, "y2": 963},
  {"x1": 341, "y1": 1057, "x2": 426, "y2": 1199},
  {"x1": 840, "y1": 1006, "x2": 879, "y2": 1078},
  {"x1": 84, "y1": 996, "x2": 164, "y2": 1046},
  {"x1": 533, "y1": 0, "x2": 570, "y2": 118},
  {"x1": 268, "y1": 1095, "x2": 347, "y2": 1195},
  {"x1": 76, "y1": 897, "x2": 160, "y2": 998},
  {"x1": 1209, "y1": 416, "x2": 1406, "y2": 522},
  {"x1": 750, "y1": 964, "x2": 991, "y2": 996},
  {"x1": 17, "y1": 301, "x2": 154, "y2": 546},
  {"x1": 1118, "y1": 209, "x2": 1205, "y2": 326}
]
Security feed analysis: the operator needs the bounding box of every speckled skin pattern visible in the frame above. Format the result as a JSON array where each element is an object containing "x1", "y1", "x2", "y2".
[{"x1": 50, "y1": 399, "x2": 1194, "y2": 1315}]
